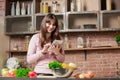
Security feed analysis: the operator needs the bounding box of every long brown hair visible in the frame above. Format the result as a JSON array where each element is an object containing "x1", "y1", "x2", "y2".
[{"x1": 40, "y1": 13, "x2": 61, "y2": 48}]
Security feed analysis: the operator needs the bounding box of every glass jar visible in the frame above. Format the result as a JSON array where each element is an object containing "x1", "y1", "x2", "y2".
[
  {"x1": 52, "y1": 1, "x2": 58, "y2": 13},
  {"x1": 16, "y1": 1, "x2": 20, "y2": 15},
  {"x1": 77, "y1": 35, "x2": 84, "y2": 48},
  {"x1": 71, "y1": 0, "x2": 75, "y2": 12},
  {"x1": 42, "y1": 2, "x2": 48, "y2": 13},
  {"x1": 11, "y1": 2, "x2": 15, "y2": 16},
  {"x1": 25, "y1": 36, "x2": 30, "y2": 50}
]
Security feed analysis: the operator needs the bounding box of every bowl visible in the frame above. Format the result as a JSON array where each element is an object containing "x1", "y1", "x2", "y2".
[
  {"x1": 84, "y1": 24, "x2": 96, "y2": 29},
  {"x1": 53, "y1": 68, "x2": 68, "y2": 75},
  {"x1": 52, "y1": 68, "x2": 74, "y2": 78}
]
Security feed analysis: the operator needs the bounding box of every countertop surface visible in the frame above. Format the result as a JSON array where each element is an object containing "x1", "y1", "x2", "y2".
[{"x1": 0, "y1": 77, "x2": 120, "y2": 80}]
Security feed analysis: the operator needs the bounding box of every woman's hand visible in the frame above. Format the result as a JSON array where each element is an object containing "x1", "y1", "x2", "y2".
[
  {"x1": 50, "y1": 44, "x2": 62, "y2": 55},
  {"x1": 42, "y1": 43, "x2": 51, "y2": 54}
]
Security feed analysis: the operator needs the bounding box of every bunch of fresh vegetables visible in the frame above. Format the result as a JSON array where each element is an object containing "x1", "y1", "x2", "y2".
[
  {"x1": 48, "y1": 61, "x2": 62, "y2": 69},
  {"x1": 15, "y1": 68, "x2": 31, "y2": 78}
]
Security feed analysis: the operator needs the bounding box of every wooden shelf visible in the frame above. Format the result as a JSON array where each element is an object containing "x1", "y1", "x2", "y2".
[
  {"x1": 64, "y1": 46, "x2": 120, "y2": 51},
  {"x1": 7, "y1": 46, "x2": 120, "y2": 53},
  {"x1": 7, "y1": 50, "x2": 27, "y2": 53}
]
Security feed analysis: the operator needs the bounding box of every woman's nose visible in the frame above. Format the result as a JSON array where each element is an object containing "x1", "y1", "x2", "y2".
[{"x1": 49, "y1": 24, "x2": 53, "y2": 28}]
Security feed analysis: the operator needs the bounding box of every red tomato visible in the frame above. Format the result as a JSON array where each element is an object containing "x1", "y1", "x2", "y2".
[
  {"x1": 9, "y1": 71, "x2": 15, "y2": 77},
  {"x1": 28, "y1": 71, "x2": 37, "y2": 78}
]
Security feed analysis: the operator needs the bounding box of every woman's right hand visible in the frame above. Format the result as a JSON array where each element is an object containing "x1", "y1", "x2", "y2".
[{"x1": 42, "y1": 43, "x2": 51, "y2": 53}]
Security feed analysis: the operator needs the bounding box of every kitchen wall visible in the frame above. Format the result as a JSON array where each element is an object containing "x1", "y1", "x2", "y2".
[
  {"x1": 0, "y1": 0, "x2": 9, "y2": 70},
  {"x1": 64, "y1": 32, "x2": 120, "y2": 78}
]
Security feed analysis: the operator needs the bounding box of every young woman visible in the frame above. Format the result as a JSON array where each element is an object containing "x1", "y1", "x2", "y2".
[{"x1": 27, "y1": 13, "x2": 65, "y2": 75}]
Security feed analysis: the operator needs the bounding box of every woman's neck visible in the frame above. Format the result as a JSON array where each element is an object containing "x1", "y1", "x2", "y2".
[{"x1": 46, "y1": 33, "x2": 51, "y2": 40}]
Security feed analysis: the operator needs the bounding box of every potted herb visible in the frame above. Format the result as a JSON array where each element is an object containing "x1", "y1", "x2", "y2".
[{"x1": 115, "y1": 34, "x2": 120, "y2": 46}]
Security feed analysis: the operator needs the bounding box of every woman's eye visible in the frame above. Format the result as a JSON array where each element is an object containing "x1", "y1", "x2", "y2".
[{"x1": 52, "y1": 24, "x2": 55, "y2": 26}]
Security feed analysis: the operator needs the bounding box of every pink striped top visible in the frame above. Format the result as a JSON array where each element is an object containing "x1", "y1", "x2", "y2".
[{"x1": 27, "y1": 33, "x2": 65, "y2": 74}]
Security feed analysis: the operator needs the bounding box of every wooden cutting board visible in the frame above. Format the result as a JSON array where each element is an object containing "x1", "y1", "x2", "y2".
[{"x1": 37, "y1": 75, "x2": 56, "y2": 78}]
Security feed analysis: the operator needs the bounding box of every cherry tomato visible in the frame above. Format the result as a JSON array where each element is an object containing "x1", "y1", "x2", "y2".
[{"x1": 28, "y1": 71, "x2": 37, "y2": 78}]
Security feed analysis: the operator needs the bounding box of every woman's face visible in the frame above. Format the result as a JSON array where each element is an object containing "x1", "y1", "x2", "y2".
[{"x1": 46, "y1": 19, "x2": 56, "y2": 33}]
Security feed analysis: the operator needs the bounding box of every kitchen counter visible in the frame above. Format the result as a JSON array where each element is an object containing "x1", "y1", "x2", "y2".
[{"x1": 0, "y1": 77, "x2": 120, "y2": 80}]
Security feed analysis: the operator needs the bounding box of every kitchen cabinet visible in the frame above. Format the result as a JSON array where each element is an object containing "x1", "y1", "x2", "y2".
[{"x1": 5, "y1": 0, "x2": 120, "y2": 62}]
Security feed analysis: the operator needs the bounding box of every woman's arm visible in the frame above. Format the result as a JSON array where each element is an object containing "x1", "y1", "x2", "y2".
[
  {"x1": 26, "y1": 34, "x2": 46, "y2": 64},
  {"x1": 55, "y1": 47, "x2": 65, "y2": 63}
]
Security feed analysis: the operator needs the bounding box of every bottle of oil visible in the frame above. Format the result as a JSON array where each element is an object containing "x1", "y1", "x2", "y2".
[{"x1": 43, "y1": 2, "x2": 48, "y2": 13}]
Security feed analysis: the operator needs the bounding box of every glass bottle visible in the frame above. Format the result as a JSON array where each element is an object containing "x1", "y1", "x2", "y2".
[
  {"x1": 45, "y1": 2, "x2": 48, "y2": 13},
  {"x1": 71, "y1": 0, "x2": 75, "y2": 12},
  {"x1": 43, "y1": 2, "x2": 48, "y2": 13},
  {"x1": 106, "y1": 0, "x2": 112, "y2": 10},
  {"x1": 27, "y1": 3, "x2": 31, "y2": 15},
  {"x1": 31, "y1": 2, "x2": 33, "y2": 14},
  {"x1": 77, "y1": 0, "x2": 82, "y2": 12},
  {"x1": 16, "y1": 1, "x2": 20, "y2": 15},
  {"x1": 11, "y1": 2, "x2": 15, "y2": 16},
  {"x1": 25, "y1": 36, "x2": 30, "y2": 50},
  {"x1": 86, "y1": 37, "x2": 91, "y2": 48},
  {"x1": 21, "y1": 2, "x2": 26, "y2": 15},
  {"x1": 64, "y1": 34, "x2": 69, "y2": 49}
]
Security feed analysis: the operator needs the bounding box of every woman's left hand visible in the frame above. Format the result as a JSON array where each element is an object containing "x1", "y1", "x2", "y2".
[{"x1": 50, "y1": 44, "x2": 61, "y2": 55}]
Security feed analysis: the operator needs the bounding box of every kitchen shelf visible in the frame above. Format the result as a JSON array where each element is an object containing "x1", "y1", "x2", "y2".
[
  {"x1": 8, "y1": 46, "x2": 120, "y2": 59},
  {"x1": 64, "y1": 46, "x2": 120, "y2": 51},
  {"x1": 5, "y1": 15, "x2": 32, "y2": 18},
  {"x1": 8, "y1": 46, "x2": 120, "y2": 53},
  {"x1": 100, "y1": 10, "x2": 120, "y2": 30},
  {"x1": 7, "y1": 50, "x2": 27, "y2": 53},
  {"x1": 67, "y1": 11, "x2": 99, "y2": 30}
]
